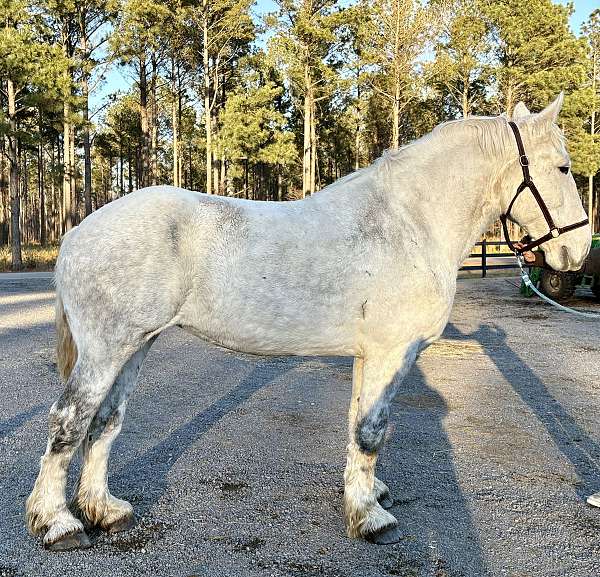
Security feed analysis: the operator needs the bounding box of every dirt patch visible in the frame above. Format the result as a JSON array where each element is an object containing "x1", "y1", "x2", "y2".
[
  {"x1": 106, "y1": 519, "x2": 169, "y2": 552},
  {"x1": 520, "y1": 313, "x2": 549, "y2": 320},
  {"x1": 395, "y1": 393, "x2": 446, "y2": 411},
  {"x1": 233, "y1": 537, "x2": 264, "y2": 553},
  {"x1": 575, "y1": 345, "x2": 600, "y2": 353},
  {"x1": 434, "y1": 558, "x2": 465, "y2": 577},
  {"x1": 257, "y1": 559, "x2": 347, "y2": 577},
  {"x1": 0, "y1": 567, "x2": 18, "y2": 577},
  {"x1": 220, "y1": 480, "x2": 248, "y2": 493},
  {"x1": 385, "y1": 553, "x2": 423, "y2": 576},
  {"x1": 424, "y1": 339, "x2": 486, "y2": 358}
]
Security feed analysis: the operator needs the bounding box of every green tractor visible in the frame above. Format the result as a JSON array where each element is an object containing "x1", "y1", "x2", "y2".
[{"x1": 521, "y1": 233, "x2": 600, "y2": 301}]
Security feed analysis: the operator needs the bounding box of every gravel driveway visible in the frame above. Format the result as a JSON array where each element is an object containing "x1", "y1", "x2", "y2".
[{"x1": 1, "y1": 274, "x2": 600, "y2": 577}]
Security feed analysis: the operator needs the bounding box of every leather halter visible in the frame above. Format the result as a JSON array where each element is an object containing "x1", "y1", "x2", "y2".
[{"x1": 499, "y1": 121, "x2": 588, "y2": 254}]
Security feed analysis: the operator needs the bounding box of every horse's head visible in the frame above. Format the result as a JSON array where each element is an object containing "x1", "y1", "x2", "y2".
[{"x1": 500, "y1": 93, "x2": 591, "y2": 271}]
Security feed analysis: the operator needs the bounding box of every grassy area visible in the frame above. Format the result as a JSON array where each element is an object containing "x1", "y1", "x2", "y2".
[{"x1": 0, "y1": 243, "x2": 59, "y2": 272}]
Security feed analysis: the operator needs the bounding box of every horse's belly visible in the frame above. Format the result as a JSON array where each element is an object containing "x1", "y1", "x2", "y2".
[{"x1": 178, "y1": 295, "x2": 359, "y2": 357}]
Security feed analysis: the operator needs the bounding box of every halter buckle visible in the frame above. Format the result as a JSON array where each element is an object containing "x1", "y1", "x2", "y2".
[
  {"x1": 519, "y1": 155, "x2": 529, "y2": 167},
  {"x1": 551, "y1": 228, "x2": 560, "y2": 238}
]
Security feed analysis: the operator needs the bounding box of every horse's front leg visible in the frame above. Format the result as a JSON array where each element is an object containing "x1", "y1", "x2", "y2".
[
  {"x1": 344, "y1": 343, "x2": 419, "y2": 544},
  {"x1": 348, "y1": 358, "x2": 393, "y2": 510}
]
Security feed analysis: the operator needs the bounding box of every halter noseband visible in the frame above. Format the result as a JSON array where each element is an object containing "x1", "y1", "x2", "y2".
[{"x1": 499, "y1": 121, "x2": 588, "y2": 255}]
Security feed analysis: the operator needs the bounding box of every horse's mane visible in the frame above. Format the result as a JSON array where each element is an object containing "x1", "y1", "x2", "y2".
[{"x1": 324, "y1": 113, "x2": 566, "y2": 194}]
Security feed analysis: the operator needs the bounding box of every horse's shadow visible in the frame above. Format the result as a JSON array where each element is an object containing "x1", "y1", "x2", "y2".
[
  {"x1": 112, "y1": 357, "x2": 299, "y2": 515},
  {"x1": 0, "y1": 404, "x2": 45, "y2": 439},
  {"x1": 382, "y1": 363, "x2": 490, "y2": 576},
  {"x1": 445, "y1": 321, "x2": 600, "y2": 500},
  {"x1": 106, "y1": 320, "x2": 599, "y2": 575}
]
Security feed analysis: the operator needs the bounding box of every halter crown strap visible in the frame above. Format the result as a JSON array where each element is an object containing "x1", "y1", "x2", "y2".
[
  {"x1": 501, "y1": 121, "x2": 588, "y2": 255},
  {"x1": 507, "y1": 121, "x2": 531, "y2": 182}
]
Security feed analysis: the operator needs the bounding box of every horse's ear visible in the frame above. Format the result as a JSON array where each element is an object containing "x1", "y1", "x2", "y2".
[
  {"x1": 533, "y1": 92, "x2": 564, "y2": 126},
  {"x1": 512, "y1": 102, "x2": 530, "y2": 120}
]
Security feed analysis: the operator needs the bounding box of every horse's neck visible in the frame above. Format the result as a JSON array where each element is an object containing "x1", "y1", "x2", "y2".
[{"x1": 386, "y1": 141, "x2": 502, "y2": 269}]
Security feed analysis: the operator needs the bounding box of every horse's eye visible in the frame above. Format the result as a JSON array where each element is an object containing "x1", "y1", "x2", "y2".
[{"x1": 559, "y1": 166, "x2": 570, "y2": 175}]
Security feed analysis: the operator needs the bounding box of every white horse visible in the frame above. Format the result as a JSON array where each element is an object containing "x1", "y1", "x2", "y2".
[{"x1": 26, "y1": 94, "x2": 590, "y2": 550}]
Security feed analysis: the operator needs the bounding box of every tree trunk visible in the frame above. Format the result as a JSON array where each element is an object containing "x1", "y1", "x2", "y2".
[
  {"x1": 38, "y1": 113, "x2": 46, "y2": 246},
  {"x1": 150, "y1": 54, "x2": 158, "y2": 186},
  {"x1": 139, "y1": 56, "x2": 150, "y2": 188},
  {"x1": 391, "y1": 1, "x2": 401, "y2": 149},
  {"x1": 391, "y1": 89, "x2": 400, "y2": 149},
  {"x1": 171, "y1": 58, "x2": 179, "y2": 187},
  {"x1": 277, "y1": 168, "x2": 282, "y2": 201},
  {"x1": 355, "y1": 71, "x2": 361, "y2": 171},
  {"x1": 50, "y1": 139, "x2": 56, "y2": 242},
  {"x1": 70, "y1": 123, "x2": 76, "y2": 223},
  {"x1": 119, "y1": 133, "x2": 123, "y2": 197},
  {"x1": 81, "y1": 27, "x2": 92, "y2": 217},
  {"x1": 310, "y1": 98, "x2": 317, "y2": 193},
  {"x1": 7, "y1": 79, "x2": 22, "y2": 270},
  {"x1": 590, "y1": 51, "x2": 597, "y2": 234},
  {"x1": 203, "y1": 2, "x2": 212, "y2": 195},
  {"x1": 213, "y1": 151, "x2": 219, "y2": 195},
  {"x1": 220, "y1": 152, "x2": 226, "y2": 195},
  {"x1": 128, "y1": 143, "x2": 133, "y2": 193},
  {"x1": 22, "y1": 148, "x2": 29, "y2": 244},
  {"x1": 61, "y1": 21, "x2": 74, "y2": 232},
  {"x1": 0, "y1": 138, "x2": 7, "y2": 246},
  {"x1": 302, "y1": 60, "x2": 312, "y2": 198},
  {"x1": 63, "y1": 100, "x2": 72, "y2": 232}
]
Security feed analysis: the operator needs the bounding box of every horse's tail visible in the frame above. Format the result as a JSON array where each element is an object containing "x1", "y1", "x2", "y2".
[{"x1": 56, "y1": 293, "x2": 77, "y2": 382}]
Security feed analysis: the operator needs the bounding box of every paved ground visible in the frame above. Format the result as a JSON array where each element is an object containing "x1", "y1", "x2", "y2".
[{"x1": 2, "y1": 275, "x2": 600, "y2": 577}]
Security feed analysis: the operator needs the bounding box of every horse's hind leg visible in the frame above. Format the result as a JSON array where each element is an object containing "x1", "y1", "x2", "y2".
[
  {"x1": 344, "y1": 342, "x2": 419, "y2": 544},
  {"x1": 348, "y1": 358, "x2": 393, "y2": 510},
  {"x1": 26, "y1": 353, "x2": 128, "y2": 550},
  {"x1": 72, "y1": 341, "x2": 153, "y2": 533}
]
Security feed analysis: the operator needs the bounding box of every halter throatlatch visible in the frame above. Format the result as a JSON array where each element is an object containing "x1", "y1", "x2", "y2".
[{"x1": 499, "y1": 121, "x2": 588, "y2": 255}]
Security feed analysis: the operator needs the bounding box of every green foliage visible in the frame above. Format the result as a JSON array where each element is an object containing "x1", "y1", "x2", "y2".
[
  {"x1": 219, "y1": 80, "x2": 296, "y2": 166},
  {"x1": 483, "y1": 0, "x2": 587, "y2": 112},
  {"x1": 429, "y1": 0, "x2": 492, "y2": 117},
  {"x1": 570, "y1": 129, "x2": 600, "y2": 178},
  {"x1": 111, "y1": 0, "x2": 172, "y2": 61},
  {"x1": 0, "y1": 0, "x2": 70, "y2": 142},
  {"x1": 268, "y1": 0, "x2": 344, "y2": 102}
]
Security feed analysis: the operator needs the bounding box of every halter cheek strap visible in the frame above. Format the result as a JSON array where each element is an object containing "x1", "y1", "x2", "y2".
[{"x1": 500, "y1": 121, "x2": 588, "y2": 255}]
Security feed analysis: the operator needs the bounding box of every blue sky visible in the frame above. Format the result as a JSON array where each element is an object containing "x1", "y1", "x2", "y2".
[
  {"x1": 558, "y1": 0, "x2": 597, "y2": 32},
  {"x1": 92, "y1": 0, "x2": 598, "y2": 111}
]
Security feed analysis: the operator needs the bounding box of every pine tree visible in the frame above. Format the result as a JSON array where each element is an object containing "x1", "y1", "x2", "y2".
[
  {"x1": 218, "y1": 76, "x2": 296, "y2": 199},
  {"x1": 483, "y1": 0, "x2": 587, "y2": 114},
  {"x1": 112, "y1": 0, "x2": 171, "y2": 188},
  {"x1": 430, "y1": 0, "x2": 491, "y2": 118},
  {"x1": 364, "y1": 0, "x2": 433, "y2": 149},
  {"x1": 268, "y1": 0, "x2": 345, "y2": 196},
  {"x1": 0, "y1": 0, "x2": 68, "y2": 268},
  {"x1": 579, "y1": 9, "x2": 600, "y2": 229}
]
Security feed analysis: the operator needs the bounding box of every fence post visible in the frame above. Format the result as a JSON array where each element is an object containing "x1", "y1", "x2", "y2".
[{"x1": 481, "y1": 238, "x2": 487, "y2": 278}]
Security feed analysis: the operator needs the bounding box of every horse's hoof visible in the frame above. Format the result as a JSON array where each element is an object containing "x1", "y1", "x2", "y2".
[
  {"x1": 44, "y1": 530, "x2": 91, "y2": 551},
  {"x1": 378, "y1": 492, "x2": 394, "y2": 510},
  {"x1": 106, "y1": 513, "x2": 135, "y2": 534},
  {"x1": 365, "y1": 524, "x2": 402, "y2": 545}
]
